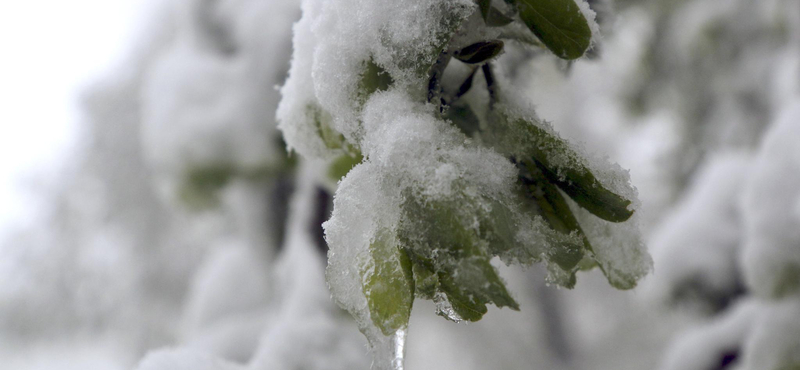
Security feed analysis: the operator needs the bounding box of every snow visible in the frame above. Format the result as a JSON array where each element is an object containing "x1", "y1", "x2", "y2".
[
  {"x1": 656, "y1": 300, "x2": 759, "y2": 370},
  {"x1": 140, "y1": 0, "x2": 298, "y2": 206},
  {"x1": 644, "y1": 153, "x2": 751, "y2": 310},
  {"x1": 136, "y1": 348, "x2": 242, "y2": 370},
  {"x1": 179, "y1": 242, "x2": 271, "y2": 343},
  {"x1": 741, "y1": 100, "x2": 800, "y2": 299},
  {"x1": 277, "y1": 0, "x2": 475, "y2": 158},
  {"x1": 740, "y1": 298, "x2": 800, "y2": 370}
]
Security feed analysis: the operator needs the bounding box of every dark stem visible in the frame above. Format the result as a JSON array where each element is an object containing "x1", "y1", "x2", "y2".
[
  {"x1": 428, "y1": 51, "x2": 452, "y2": 110},
  {"x1": 482, "y1": 63, "x2": 497, "y2": 109}
]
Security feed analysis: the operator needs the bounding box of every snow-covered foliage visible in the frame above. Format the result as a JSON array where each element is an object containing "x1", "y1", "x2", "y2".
[
  {"x1": 1, "y1": 0, "x2": 799, "y2": 369},
  {"x1": 275, "y1": 0, "x2": 652, "y2": 367}
]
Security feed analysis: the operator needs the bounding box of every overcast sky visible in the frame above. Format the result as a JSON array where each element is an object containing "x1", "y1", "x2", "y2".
[{"x1": 0, "y1": 1, "x2": 147, "y2": 233}]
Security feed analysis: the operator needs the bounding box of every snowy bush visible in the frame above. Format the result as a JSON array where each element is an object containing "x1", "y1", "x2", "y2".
[{"x1": 1, "y1": 0, "x2": 799, "y2": 369}]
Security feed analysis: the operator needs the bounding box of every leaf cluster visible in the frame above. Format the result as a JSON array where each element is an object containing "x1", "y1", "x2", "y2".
[{"x1": 315, "y1": 0, "x2": 639, "y2": 343}]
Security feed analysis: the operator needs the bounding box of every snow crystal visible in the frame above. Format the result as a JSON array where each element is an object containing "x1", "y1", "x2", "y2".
[
  {"x1": 277, "y1": 0, "x2": 475, "y2": 158},
  {"x1": 574, "y1": 0, "x2": 601, "y2": 47}
]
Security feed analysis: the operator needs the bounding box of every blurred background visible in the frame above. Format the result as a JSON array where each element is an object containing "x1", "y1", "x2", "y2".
[{"x1": 1, "y1": 0, "x2": 798, "y2": 369}]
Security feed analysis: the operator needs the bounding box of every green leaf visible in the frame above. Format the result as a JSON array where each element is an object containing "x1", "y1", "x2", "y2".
[
  {"x1": 485, "y1": 6, "x2": 515, "y2": 27},
  {"x1": 362, "y1": 231, "x2": 415, "y2": 336},
  {"x1": 478, "y1": 0, "x2": 491, "y2": 20},
  {"x1": 772, "y1": 263, "x2": 800, "y2": 298},
  {"x1": 358, "y1": 58, "x2": 393, "y2": 103},
  {"x1": 513, "y1": 119, "x2": 634, "y2": 222},
  {"x1": 516, "y1": 0, "x2": 592, "y2": 59},
  {"x1": 444, "y1": 101, "x2": 481, "y2": 136},
  {"x1": 178, "y1": 165, "x2": 236, "y2": 209},
  {"x1": 485, "y1": 112, "x2": 633, "y2": 222},
  {"x1": 308, "y1": 104, "x2": 345, "y2": 150},
  {"x1": 518, "y1": 163, "x2": 587, "y2": 271},
  {"x1": 517, "y1": 161, "x2": 593, "y2": 244},
  {"x1": 438, "y1": 255, "x2": 519, "y2": 321},
  {"x1": 531, "y1": 156, "x2": 633, "y2": 222},
  {"x1": 478, "y1": 0, "x2": 515, "y2": 27},
  {"x1": 410, "y1": 259, "x2": 439, "y2": 300},
  {"x1": 400, "y1": 196, "x2": 519, "y2": 322},
  {"x1": 576, "y1": 255, "x2": 598, "y2": 271},
  {"x1": 328, "y1": 151, "x2": 364, "y2": 181},
  {"x1": 453, "y1": 40, "x2": 505, "y2": 64}
]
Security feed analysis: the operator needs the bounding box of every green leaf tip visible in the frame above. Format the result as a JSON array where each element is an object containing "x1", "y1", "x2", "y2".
[
  {"x1": 514, "y1": 119, "x2": 634, "y2": 223},
  {"x1": 532, "y1": 158, "x2": 634, "y2": 223},
  {"x1": 518, "y1": 161, "x2": 591, "y2": 271},
  {"x1": 362, "y1": 232, "x2": 415, "y2": 336},
  {"x1": 516, "y1": 0, "x2": 592, "y2": 60}
]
